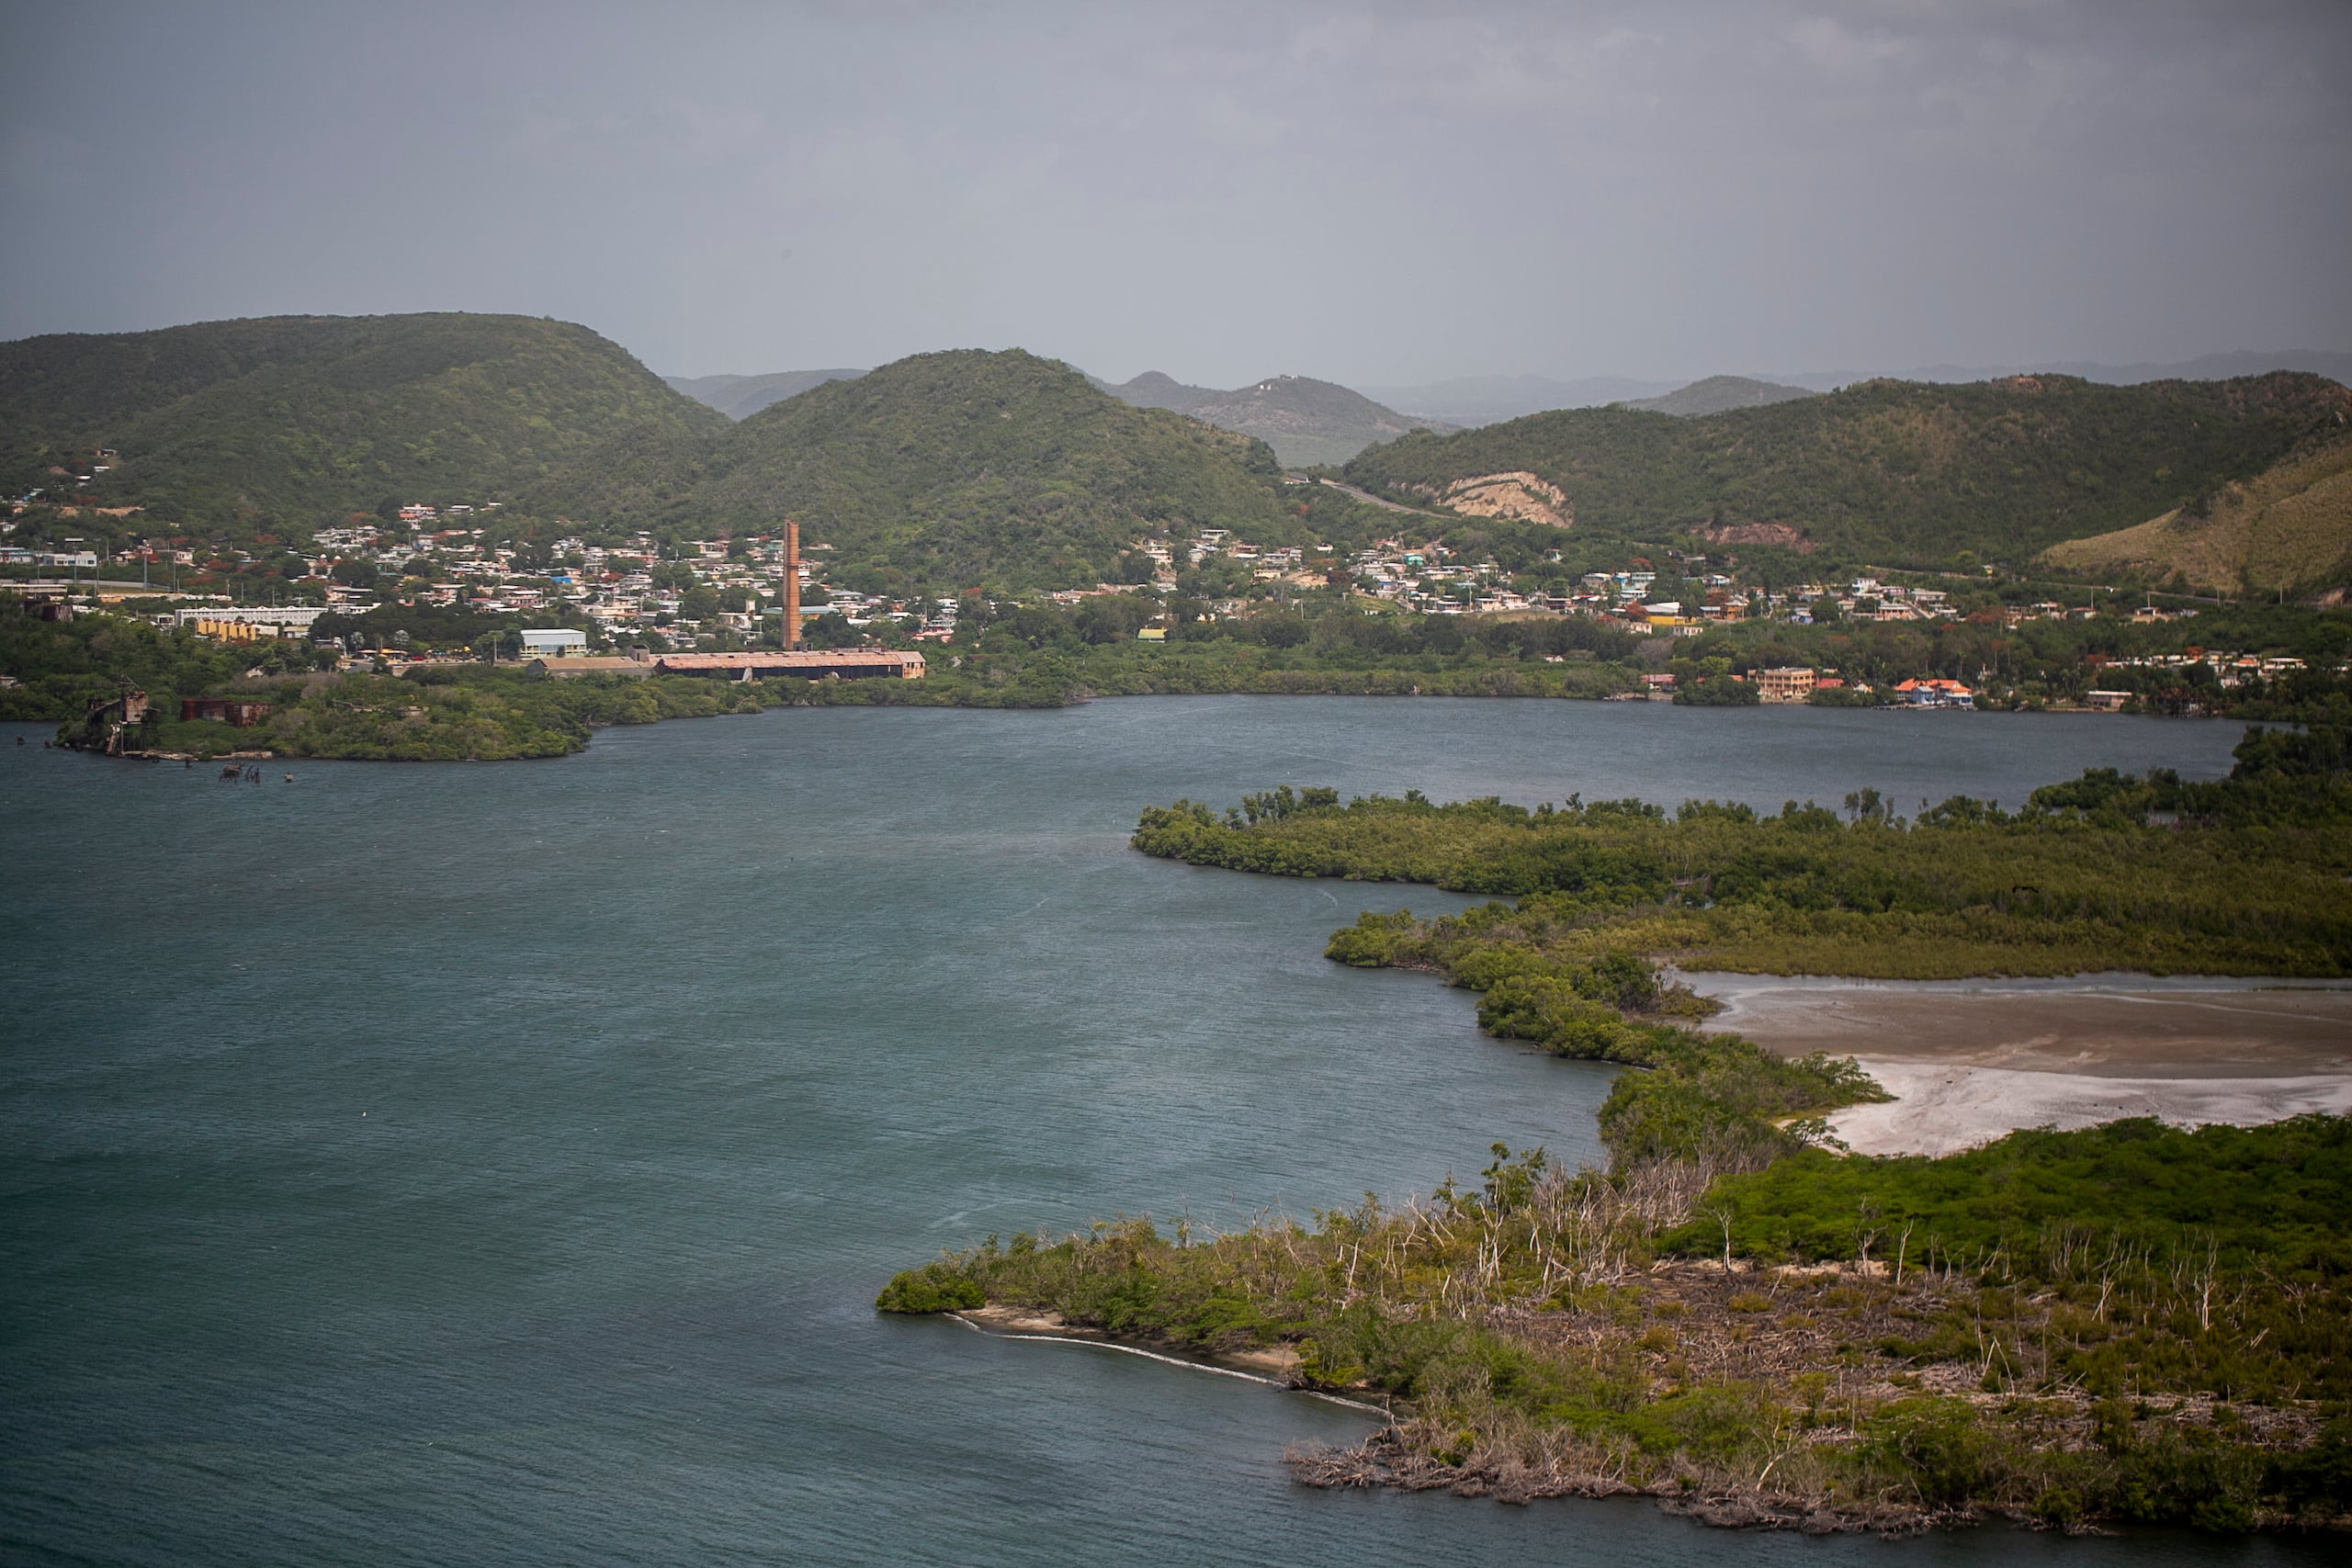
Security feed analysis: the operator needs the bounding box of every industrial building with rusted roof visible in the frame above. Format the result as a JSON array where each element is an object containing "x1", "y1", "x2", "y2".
[{"x1": 653, "y1": 650, "x2": 925, "y2": 681}]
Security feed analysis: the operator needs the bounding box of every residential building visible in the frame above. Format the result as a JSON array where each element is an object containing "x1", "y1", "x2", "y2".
[
  {"x1": 518, "y1": 628, "x2": 589, "y2": 659},
  {"x1": 1892, "y1": 678, "x2": 1975, "y2": 709}
]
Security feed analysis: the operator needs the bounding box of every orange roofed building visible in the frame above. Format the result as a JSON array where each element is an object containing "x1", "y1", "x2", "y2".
[{"x1": 1892, "y1": 678, "x2": 1973, "y2": 709}]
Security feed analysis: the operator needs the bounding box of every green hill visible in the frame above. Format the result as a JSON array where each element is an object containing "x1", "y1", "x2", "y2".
[
  {"x1": 0, "y1": 322, "x2": 1308, "y2": 588},
  {"x1": 1619, "y1": 374, "x2": 1816, "y2": 416},
  {"x1": 679, "y1": 350, "x2": 1290, "y2": 591},
  {"x1": 0, "y1": 312, "x2": 728, "y2": 529},
  {"x1": 1340, "y1": 373, "x2": 2352, "y2": 565}
]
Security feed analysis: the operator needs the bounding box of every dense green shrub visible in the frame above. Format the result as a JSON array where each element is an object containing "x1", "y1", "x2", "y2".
[{"x1": 874, "y1": 1263, "x2": 985, "y2": 1314}]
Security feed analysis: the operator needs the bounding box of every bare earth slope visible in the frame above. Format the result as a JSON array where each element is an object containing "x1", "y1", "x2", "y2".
[
  {"x1": 2040, "y1": 428, "x2": 2352, "y2": 594},
  {"x1": 1699, "y1": 974, "x2": 2352, "y2": 1156}
]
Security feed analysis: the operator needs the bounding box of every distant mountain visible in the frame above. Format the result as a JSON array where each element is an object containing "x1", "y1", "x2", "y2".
[
  {"x1": 1766, "y1": 351, "x2": 2352, "y2": 394},
  {"x1": 0, "y1": 312, "x2": 727, "y2": 527},
  {"x1": 1364, "y1": 355, "x2": 2351, "y2": 418},
  {"x1": 1618, "y1": 376, "x2": 1816, "y2": 417},
  {"x1": 2058, "y1": 351, "x2": 2352, "y2": 389},
  {"x1": 680, "y1": 350, "x2": 1288, "y2": 591},
  {"x1": 1340, "y1": 372, "x2": 2352, "y2": 566},
  {"x1": 1095, "y1": 371, "x2": 1449, "y2": 468},
  {"x1": 2040, "y1": 428, "x2": 2352, "y2": 595},
  {"x1": 1357, "y1": 374, "x2": 1681, "y2": 426},
  {"x1": 664, "y1": 368, "x2": 866, "y2": 421}
]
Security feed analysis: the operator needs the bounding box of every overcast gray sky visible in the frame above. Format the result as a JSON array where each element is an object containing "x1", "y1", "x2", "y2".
[{"x1": 4, "y1": 1, "x2": 2347, "y2": 387}]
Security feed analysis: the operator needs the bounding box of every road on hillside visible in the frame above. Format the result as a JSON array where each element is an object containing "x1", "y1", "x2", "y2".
[{"x1": 1317, "y1": 478, "x2": 1447, "y2": 518}]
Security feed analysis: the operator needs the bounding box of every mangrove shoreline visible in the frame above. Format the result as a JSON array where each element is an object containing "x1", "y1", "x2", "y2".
[{"x1": 879, "y1": 730, "x2": 2352, "y2": 1536}]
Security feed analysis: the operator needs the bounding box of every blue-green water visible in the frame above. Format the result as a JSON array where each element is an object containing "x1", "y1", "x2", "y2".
[{"x1": 0, "y1": 699, "x2": 2321, "y2": 1564}]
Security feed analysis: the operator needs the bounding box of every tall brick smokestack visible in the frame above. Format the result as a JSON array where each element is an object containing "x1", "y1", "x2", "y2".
[{"x1": 783, "y1": 520, "x2": 800, "y2": 649}]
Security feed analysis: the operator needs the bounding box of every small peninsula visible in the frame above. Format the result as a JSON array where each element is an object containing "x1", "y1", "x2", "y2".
[{"x1": 882, "y1": 727, "x2": 2352, "y2": 1535}]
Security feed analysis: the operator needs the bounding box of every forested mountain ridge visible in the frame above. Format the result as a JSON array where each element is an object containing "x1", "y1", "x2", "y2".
[
  {"x1": 671, "y1": 360, "x2": 1452, "y2": 466},
  {"x1": 0, "y1": 313, "x2": 729, "y2": 529},
  {"x1": 676, "y1": 349, "x2": 1292, "y2": 591},
  {"x1": 1340, "y1": 372, "x2": 2352, "y2": 565},
  {"x1": 14, "y1": 312, "x2": 2348, "y2": 589},
  {"x1": 1099, "y1": 370, "x2": 1450, "y2": 467}
]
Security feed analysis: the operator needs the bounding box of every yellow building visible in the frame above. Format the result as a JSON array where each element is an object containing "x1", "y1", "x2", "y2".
[{"x1": 1757, "y1": 666, "x2": 1816, "y2": 704}]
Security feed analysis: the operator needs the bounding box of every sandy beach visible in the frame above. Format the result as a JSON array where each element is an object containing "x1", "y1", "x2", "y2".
[{"x1": 1689, "y1": 974, "x2": 2352, "y2": 1154}]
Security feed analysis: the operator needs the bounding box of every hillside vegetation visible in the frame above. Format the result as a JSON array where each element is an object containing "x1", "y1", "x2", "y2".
[
  {"x1": 0, "y1": 320, "x2": 1322, "y2": 590},
  {"x1": 1341, "y1": 373, "x2": 2352, "y2": 566},
  {"x1": 1126, "y1": 742, "x2": 2352, "y2": 981},
  {"x1": 2040, "y1": 429, "x2": 2352, "y2": 595},
  {"x1": 15, "y1": 314, "x2": 2350, "y2": 592},
  {"x1": 680, "y1": 350, "x2": 1292, "y2": 590},
  {"x1": 0, "y1": 313, "x2": 728, "y2": 527}
]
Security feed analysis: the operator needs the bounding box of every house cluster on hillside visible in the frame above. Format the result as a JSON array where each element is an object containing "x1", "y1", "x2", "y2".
[
  {"x1": 1131, "y1": 531, "x2": 1332, "y2": 591},
  {"x1": 189, "y1": 509, "x2": 971, "y2": 648},
  {"x1": 2096, "y1": 650, "x2": 2311, "y2": 686},
  {"x1": 1781, "y1": 579, "x2": 1957, "y2": 626},
  {"x1": 1347, "y1": 540, "x2": 1539, "y2": 614},
  {"x1": 1114, "y1": 532, "x2": 1990, "y2": 637},
  {"x1": 104, "y1": 503, "x2": 967, "y2": 650}
]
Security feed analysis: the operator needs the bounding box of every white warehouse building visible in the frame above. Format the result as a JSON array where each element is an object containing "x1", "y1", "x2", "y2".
[{"x1": 518, "y1": 628, "x2": 589, "y2": 659}]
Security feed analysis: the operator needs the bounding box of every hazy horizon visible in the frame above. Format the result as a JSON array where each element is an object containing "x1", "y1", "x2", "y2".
[
  {"x1": 662, "y1": 351, "x2": 2352, "y2": 394},
  {"x1": 5, "y1": 2, "x2": 2348, "y2": 389}
]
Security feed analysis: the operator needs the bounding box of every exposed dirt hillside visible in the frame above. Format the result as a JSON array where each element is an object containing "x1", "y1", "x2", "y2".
[{"x1": 2041, "y1": 428, "x2": 2352, "y2": 595}]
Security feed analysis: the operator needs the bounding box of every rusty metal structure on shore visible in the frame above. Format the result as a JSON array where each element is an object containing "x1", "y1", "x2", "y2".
[
  {"x1": 181, "y1": 697, "x2": 272, "y2": 727},
  {"x1": 76, "y1": 682, "x2": 153, "y2": 754}
]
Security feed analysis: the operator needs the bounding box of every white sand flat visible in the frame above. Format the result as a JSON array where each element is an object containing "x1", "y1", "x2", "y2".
[{"x1": 1826, "y1": 1060, "x2": 2352, "y2": 1156}]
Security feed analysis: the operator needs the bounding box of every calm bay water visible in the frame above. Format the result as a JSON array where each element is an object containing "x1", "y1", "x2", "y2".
[{"x1": 1, "y1": 698, "x2": 2322, "y2": 1565}]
